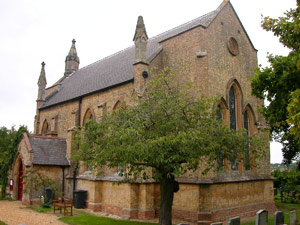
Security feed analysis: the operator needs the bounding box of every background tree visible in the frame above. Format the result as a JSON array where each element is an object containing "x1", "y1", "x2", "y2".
[
  {"x1": 251, "y1": 1, "x2": 300, "y2": 164},
  {"x1": 76, "y1": 68, "x2": 265, "y2": 225},
  {"x1": 0, "y1": 125, "x2": 28, "y2": 198}
]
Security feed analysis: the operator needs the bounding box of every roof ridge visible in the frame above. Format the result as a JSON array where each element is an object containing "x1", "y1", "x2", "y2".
[
  {"x1": 30, "y1": 135, "x2": 66, "y2": 140},
  {"x1": 71, "y1": 10, "x2": 217, "y2": 73},
  {"x1": 148, "y1": 10, "x2": 217, "y2": 42}
]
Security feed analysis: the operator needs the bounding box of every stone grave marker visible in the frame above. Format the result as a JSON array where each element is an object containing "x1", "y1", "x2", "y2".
[
  {"x1": 227, "y1": 217, "x2": 240, "y2": 225},
  {"x1": 290, "y1": 210, "x2": 296, "y2": 225},
  {"x1": 274, "y1": 211, "x2": 284, "y2": 225},
  {"x1": 256, "y1": 209, "x2": 268, "y2": 225}
]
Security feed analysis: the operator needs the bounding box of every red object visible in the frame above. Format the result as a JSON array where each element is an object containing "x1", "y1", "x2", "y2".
[
  {"x1": 9, "y1": 179, "x2": 13, "y2": 191},
  {"x1": 17, "y1": 162, "x2": 23, "y2": 201}
]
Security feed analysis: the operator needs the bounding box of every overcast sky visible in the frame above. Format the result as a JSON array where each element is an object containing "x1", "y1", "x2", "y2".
[{"x1": 0, "y1": 0, "x2": 296, "y2": 163}]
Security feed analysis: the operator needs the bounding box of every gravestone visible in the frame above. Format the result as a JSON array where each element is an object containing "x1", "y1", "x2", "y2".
[
  {"x1": 227, "y1": 217, "x2": 240, "y2": 225},
  {"x1": 290, "y1": 210, "x2": 296, "y2": 225},
  {"x1": 256, "y1": 209, "x2": 268, "y2": 225},
  {"x1": 274, "y1": 211, "x2": 284, "y2": 225}
]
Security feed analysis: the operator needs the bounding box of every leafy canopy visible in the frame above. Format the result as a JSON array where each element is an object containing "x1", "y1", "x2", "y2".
[
  {"x1": 76, "y1": 68, "x2": 263, "y2": 181},
  {"x1": 251, "y1": 1, "x2": 300, "y2": 164},
  {"x1": 0, "y1": 125, "x2": 28, "y2": 198}
]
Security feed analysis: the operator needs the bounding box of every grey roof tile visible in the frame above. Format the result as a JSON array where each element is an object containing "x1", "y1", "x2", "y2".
[
  {"x1": 40, "y1": 5, "x2": 222, "y2": 109},
  {"x1": 29, "y1": 136, "x2": 70, "y2": 166}
]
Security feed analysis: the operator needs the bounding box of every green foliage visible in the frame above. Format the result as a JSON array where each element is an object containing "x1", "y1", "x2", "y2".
[
  {"x1": 76, "y1": 68, "x2": 266, "y2": 225},
  {"x1": 0, "y1": 221, "x2": 7, "y2": 225},
  {"x1": 22, "y1": 168, "x2": 58, "y2": 199},
  {"x1": 0, "y1": 125, "x2": 29, "y2": 197},
  {"x1": 287, "y1": 89, "x2": 300, "y2": 138},
  {"x1": 76, "y1": 68, "x2": 263, "y2": 181},
  {"x1": 272, "y1": 168, "x2": 300, "y2": 203},
  {"x1": 250, "y1": 1, "x2": 300, "y2": 164},
  {"x1": 59, "y1": 212, "x2": 156, "y2": 225},
  {"x1": 28, "y1": 204, "x2": 53, "y2": 213}
]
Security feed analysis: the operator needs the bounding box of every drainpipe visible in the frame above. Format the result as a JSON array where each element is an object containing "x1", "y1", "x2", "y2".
[
  {"x1": 61, "y1": 166, "x2": 65, "y2": 197},
  {"x1": 73, "y1": 97, "x2": 82, "y2": 196}
]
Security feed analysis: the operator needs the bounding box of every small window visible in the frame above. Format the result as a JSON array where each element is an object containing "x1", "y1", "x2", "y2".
[{"x1": 41, "y1": 120, "x2": 50, "y2": 136}]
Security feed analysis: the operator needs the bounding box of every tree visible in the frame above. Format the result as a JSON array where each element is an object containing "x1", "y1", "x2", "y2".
[
  {"x1": 76, "y1": 69, "x2": 265, "y2": 225},
  {"x1": 287, "y1": 89, "x2": 300, "y2": 139},
  {"x1": 0, "y1": 125, "x2": 29, "y2": 198},
  {"x1": 22, "y1": 168, "x2": 58, "y2": 203},
  {"x1": 250, "y1": 1, "x2": 300, "y2": 164}
]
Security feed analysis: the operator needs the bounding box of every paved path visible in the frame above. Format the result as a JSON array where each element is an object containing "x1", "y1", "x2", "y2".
[{"x1": 0, "y1": 200, "x2": 66, "y2": 225}]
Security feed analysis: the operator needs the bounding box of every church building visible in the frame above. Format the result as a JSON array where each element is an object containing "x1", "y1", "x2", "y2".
[{"x1": 11, "y1": 1, "x2": 276, "y2": 223}]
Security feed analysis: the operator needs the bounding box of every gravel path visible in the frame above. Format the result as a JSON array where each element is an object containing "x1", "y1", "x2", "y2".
[{"x1": 0, "y1": 201, "x2": 66, "y2": 225}]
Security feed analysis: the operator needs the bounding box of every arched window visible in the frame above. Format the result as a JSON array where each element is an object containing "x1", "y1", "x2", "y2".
[
  {"x1": 83, "y1": 108, "x2": 95, "y2": 125},
  {"x1": 41, "y1": 120, "x2": 50, "y2": 136},
  {"x1": 243, "y1": 105, "x2": 255, "y2": 170},
  {"x1": 244, "y1": 111, "x2": 250, "y2": 170},
  {"x1": 216, "y1": 99, "x2": 228, "y2": 170},
  {"x1": 217, "y1": 105, "x2": 223, "y2": 121},
  {"x1": 229, "y1": 86, "x2": 238, "y2": 170},
  {"x1": 229, "y1": 86, "x2": 237, "y2": 130}
]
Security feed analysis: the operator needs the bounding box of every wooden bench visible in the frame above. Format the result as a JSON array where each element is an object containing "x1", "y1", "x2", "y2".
[{"x1": 53, "y1": 197, "x2": 73, "y2": 216}]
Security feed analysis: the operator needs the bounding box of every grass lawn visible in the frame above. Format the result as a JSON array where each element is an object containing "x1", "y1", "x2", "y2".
[
  {"x1": 24, "y1": 200, "x2": 300, "y2": 225},
  {"x1": 59, "y1": 211, "x2": 156, "y2": 225},
  {"x1": 0, "y1": 221, "x2": 7, "y2": 225},
  {"x1": 28, "y1": 204, "x2": 53, "y2": 213}
]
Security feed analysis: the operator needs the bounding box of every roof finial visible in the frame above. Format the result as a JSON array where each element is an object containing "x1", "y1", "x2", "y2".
[
  {"x1": 65, "y1": 39, "x2": 80, "y2": 76},
  {"x1": 37, "y1": 61, "x2": 47, "y2": 101},
  {"x1": 133, "y1": 16, "x2": 148, "y2": 64}
]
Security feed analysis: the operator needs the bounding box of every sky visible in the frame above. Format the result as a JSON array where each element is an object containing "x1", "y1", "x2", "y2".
[{"x1": 0, "y1": 0, "x2": 296, "y2": 163}]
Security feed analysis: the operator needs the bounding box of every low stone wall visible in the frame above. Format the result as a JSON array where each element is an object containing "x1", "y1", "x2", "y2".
[{"x1": 73, "y1": 176, "x2": 275, "y2": 223}]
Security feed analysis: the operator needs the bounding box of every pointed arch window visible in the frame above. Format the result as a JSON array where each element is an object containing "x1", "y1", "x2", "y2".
[
  {"x1": 41, "y1": 120, "x2": 50, "y2": 136},
  {"x1": 243, "y1": 106, "x2": 255, "y2": 171},
  {"x1": 83, "y1": 108, "x2": 95, "y2": 125},
  {"x1": 229, "y1": 86, "x2": 238, "y2": 170},
  {"x1": 216, "y1": 101, "x2": 227, "y2": 171},
  {"x1": 229, "y1": 86, "x2": 237, "y2": 130},
  {"x1": 244, "y1": 111, "x2": 250, "y2": 170},
  {"x1": 217, "y1": 105, "x2": 223, "y2": 121}
]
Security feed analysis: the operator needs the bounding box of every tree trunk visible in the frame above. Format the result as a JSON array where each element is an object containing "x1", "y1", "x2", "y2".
[{"x1": 159, "y1": 175, "x2": 175, "y2": 225}]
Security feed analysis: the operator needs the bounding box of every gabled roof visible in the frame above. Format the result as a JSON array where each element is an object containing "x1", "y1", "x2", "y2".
[
  {"x1": 28, "y1": 136, "x2": 70, "y2": 166},
  {"x1": 40, "y1": 1, "x2": 231, "y2": 109}
]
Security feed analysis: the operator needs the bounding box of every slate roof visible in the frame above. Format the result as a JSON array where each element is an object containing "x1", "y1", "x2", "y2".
[
  {"x1": 29, "y1": 136, "x2": 70, "y2": 166},
  {"x1": 40, "y1": 2, "x2": 227, "y2": 109}
]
